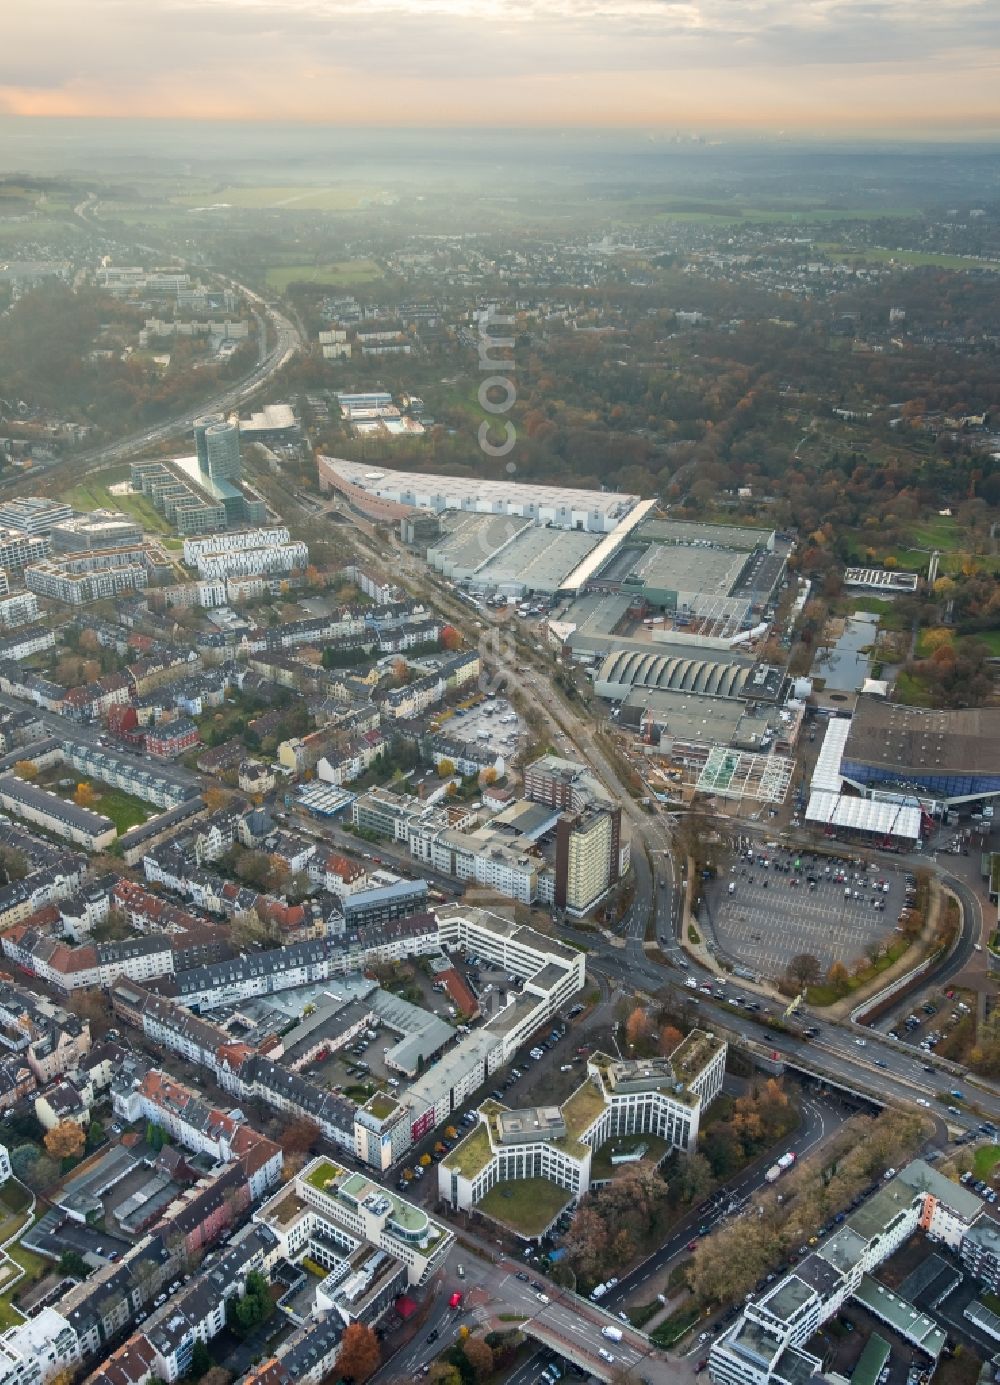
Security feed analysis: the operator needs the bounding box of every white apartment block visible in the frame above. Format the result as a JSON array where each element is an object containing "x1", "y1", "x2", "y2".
[
  {"x1": 0, "y1": 592, "x2": 40, "y2": 630},
  {"x1": 0, "y1": 530, "x2": 48, "y2": 577},
  {"x1": 708, "y1": 1159, "x2": 978, "y2": 1385},
  {"x1": 0, "y1": 1310, "x2": 80, "y2": 1385},
  {"x1": 25, "y1": 550, "x2": 156, "y2": 606},
  {"x1": 182, "y1": 528, "x2": 290, "y2": 564},
  {"x1": 440, "y1": 1033, "x2": 726, "y2": 1220},
  {"x1": 139, "y1": 318, "x2": 249, "y2": 346},
  {"x1": 194, "y1": 542, "x2": 309, "y2": 580}
]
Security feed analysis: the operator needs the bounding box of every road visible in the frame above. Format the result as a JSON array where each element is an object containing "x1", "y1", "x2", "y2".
[
  {"x1": 69, "y1": 287, "x2": 300, "y2": 471},
  {"x1": 267, "y1": 508, "x2": 998, "y2": 1134},
  {"x1": 5, "y1": 197, "x2": 305, "y2": 481},
  {"x1": 602, "y1": 1084, "x2": 846, "y2": 1315},
  {"x1": 376, "y1": 1260, "x2": 662, "y2": 1385}
]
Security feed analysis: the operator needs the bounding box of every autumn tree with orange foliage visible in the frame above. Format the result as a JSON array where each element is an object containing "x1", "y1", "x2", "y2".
[
  {"x1": 625, "y1": 1005, "x2": 651, "y2": 1048},
  {"x1": 336, "y1": 1322, "x2": 380, "y2": 1382},
  {"x1": 44, "y1": 1120, "x2": 86, "y2": 1161}
]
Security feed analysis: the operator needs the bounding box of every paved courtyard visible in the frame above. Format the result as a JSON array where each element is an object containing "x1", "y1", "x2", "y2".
[{"x1": 702, "y1": 842, "x2": 908, "y2": 983}]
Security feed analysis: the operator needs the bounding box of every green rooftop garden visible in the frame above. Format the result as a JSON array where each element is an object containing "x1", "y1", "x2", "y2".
[
  {"x1": 366, "y1": 1093, "x2": 398, "y2": 1121},
  {"x1": 478, "y1": 1177, "x2": 571, "y2": 1238},
  {"x1": 443, "y1": 1122, "x2": 494, "y2": 1178},
  {"x1": 559, "y1": 1078, "x2": 605, "y2": 1142},
  {"x1": 590, "y1": 1133, "x2": 670, "y2": 1181},
  {"x1": 304, "y1": 1158, "x2": 342, "y2": 1193}
]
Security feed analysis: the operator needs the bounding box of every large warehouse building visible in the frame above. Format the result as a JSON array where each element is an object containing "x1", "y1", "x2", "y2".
[
  {"x1": 841, "y1": 700, "x2": 1000, "y2": 805},
  {"x1": 318, "y1": 457, "x2": 640, "y2": 533}
]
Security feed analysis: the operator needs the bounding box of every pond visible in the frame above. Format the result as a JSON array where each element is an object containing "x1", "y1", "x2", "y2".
[{"x1": 813, "y1": 612, "x2": 878, "y2": 693}]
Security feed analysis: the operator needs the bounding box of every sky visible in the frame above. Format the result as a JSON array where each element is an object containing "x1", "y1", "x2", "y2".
[{"x1": 1, "y1": 0, "x2": 999, "y2": 133}]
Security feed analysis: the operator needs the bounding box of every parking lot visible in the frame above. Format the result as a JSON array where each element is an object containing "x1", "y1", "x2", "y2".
[
  {"x1": 704, "y1": 843, "x2": 909, "y2": 982},
  {"x1": 439, "y1": 694, "x2": 524, "y2": 767}
]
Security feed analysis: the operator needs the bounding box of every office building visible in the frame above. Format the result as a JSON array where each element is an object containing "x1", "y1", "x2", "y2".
[
  {"x1": 204, "y1": 420, "x2": 242, "y2": 484},
  {"x1": 193, "y1": 414, "x2": 226, "y2": 470},
  {"x1": 708, "y1": 1159, "x2": 979, "y2": 1385},
  {"x1": 440, "y1": 1033, "x2": 726, "y2": 1219},
  {"x1": 256, "y1": 1156, "x2": 454, "y2": 1288}
]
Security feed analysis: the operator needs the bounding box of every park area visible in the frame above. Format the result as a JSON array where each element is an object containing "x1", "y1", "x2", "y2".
[
  {"x1": 265, "y1": 259, "x2": 384, "y2": 292},
  {"x1": 63, "y1": 470, "x2": 173, "y2": 537}
]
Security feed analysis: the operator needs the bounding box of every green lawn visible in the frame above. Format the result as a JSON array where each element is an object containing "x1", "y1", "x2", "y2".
[
  {"x1": 63, "y1": 473, "x2": 173, "y2": 536},
  {"x1": 974, "y1": 1146, "x2": 1000, "y2": 1179},
  {"x1": 906, "y1": 516, "x2": 962, "y2": 551},
  {"x1": 850, "y1": 597, "x2": 908, "y2": 631},
  {"x1": 49, "y1": 779, "x2": 153, "y2": 834},
  {"x1": 893, "y1": 670, "x2": 936, "y2": 707},
  {"x1": 818, "y1": 243, "x2": 1000, "y2": 272},
  {"x1": 651, "y1": 1304, "x2": 701, "y2": 1347},
  {"x1": 0, "y1": 1236, "x2": 50, "y2": 1330},
  {"x1": 477, "y1": 1178, "x2": 571, "y2": 1238},
  {"x1": 91, "y1": 785, "x2": 155, "y2": 834},
  {"x1": 590, "y1": 1133, "x2": 669, "y2": 1181},
  {"x1": 966, "y1": 629, "x2": 1000, "y2": 655},
  {"x1": 265, "y1": 259, "x2": 383, "y2": 292}
]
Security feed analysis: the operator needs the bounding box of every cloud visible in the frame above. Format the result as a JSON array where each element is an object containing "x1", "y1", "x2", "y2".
[{"x1": 2, "y1": 0, "x2": 999, "y2": 127}]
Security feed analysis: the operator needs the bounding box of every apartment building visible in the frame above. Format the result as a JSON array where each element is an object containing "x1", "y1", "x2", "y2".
[
  {"x1": 0, "y1": 592, "x2": 39, "y2": 630},
  {"x1": 961, "y1": 1220, "x2": 1000, "y2": 1292},
  {"x1": 25, "y1": 544, "x2": 169, "y2": 606},
  {"x1": 523, "y1": 752, "x2": 613, "y2": 812},
  {"x1": 0, "y1": 1309, "x2": 81, "y2": 1385},
  {"x1": 0, "y1": 775, "x2": 117, "y2": 850},
  {"x1": 145, "y1": 719, "x2": 200, "y2": 760},
  {"x1": 113, "y1": 1067, "x2": 283, "y2": 1198},
  {"x1": 1, "y1": 929, "x2": 173, "y2": 992},
  {"x1": 554, "y1": 804, "x2": 623, "y2": 915},
  {"x1": 0, "y1": 529, "x2": 49, "y2": 577},
  {"x1": 0, "y1": 979, "x2": 91, "y2": 1084},
  {"x1": 193, "y1": 542, "x2": 308, "y2": 581},
  {"x1": 708, "y1": 1159, "x2": 978, "y2": 1385},
  {"x1": 182, "y1": 528, "x2": 291, "y2": 564},
  {"x1": 0, "y1": 626, "x2": 55, "y2": 661}
]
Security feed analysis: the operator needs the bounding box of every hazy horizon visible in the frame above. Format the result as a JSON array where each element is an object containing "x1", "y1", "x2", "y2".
[{"x1": 3, "y1": 0, "x2": 999, "y2": 135}]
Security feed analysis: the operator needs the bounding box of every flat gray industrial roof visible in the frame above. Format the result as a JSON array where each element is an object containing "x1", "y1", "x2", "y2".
[
  {"x1": 637, "y1": 518, "x2": 774, "y2": 550},
  {"x1": 429, "y1": 513, "x2": 530, "y2": 571},
  {"x1": 475, "y1": 526, "x2": 600, "y2": 591},
  {"x1": 845, "y1": 699, "x2": 1000, "y2": 776},
  {"x1": 632, "y1": 543, "x2": 746, "y2": 598}
]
